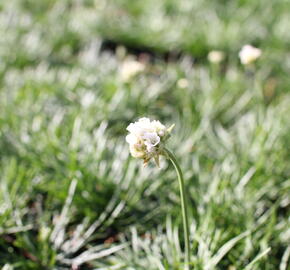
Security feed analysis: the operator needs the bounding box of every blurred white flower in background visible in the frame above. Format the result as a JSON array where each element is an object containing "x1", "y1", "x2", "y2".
[
  {"x1": 2, "y1": 264, "x2": 14, "y2": 270},
  {"x1": 207, "y1": 50, "x2": 225, "y2": 63},
  {"x1": 120, "y1": 58, "x2": 145, "y2": 81},
  {"x1": 126, "y1": 118, "x2": 174, "y2": 165},
  {"x1": 239, "y1": 45, "x2": 262, "y2": 65},
  {"x1": 177, "y1": 78, "x2": 189, "y2": 88}
]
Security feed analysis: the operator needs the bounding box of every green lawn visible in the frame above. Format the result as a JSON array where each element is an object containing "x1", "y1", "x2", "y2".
[{"x1": 0, "y1": 0, "x2": 289, "y2": 269}]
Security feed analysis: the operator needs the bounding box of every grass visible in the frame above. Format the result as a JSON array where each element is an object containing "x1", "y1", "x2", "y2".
[
  {"x1": 99, "y1": 0, "x2": 290, "y2": 56},
  {"x1": 0, "y1": 0, "x2": 290, "y2": 269}
]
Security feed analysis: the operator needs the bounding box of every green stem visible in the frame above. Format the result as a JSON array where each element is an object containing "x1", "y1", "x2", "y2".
[{"x1": 163, "y1": 147, "x2": 190, "y2": 270}]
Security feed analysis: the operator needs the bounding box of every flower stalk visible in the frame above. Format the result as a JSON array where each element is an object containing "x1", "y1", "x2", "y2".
[
  {"x1": 162, "y1": 147, "x2": 190, "y2": 270},
  {"x1": 125, "y1": 118, "x2": 191, "y2": 269}
]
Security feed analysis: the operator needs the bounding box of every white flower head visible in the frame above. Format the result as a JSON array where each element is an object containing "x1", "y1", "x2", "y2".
[
  {"x1": 239, "y1": 45, "x2": 262, "y2": 65},
  {"x1": 207, "y1": 50, "x2": 225, "y2": 63},
  {"x1": 177, "y1": 78, "x2": 189, "y2": 89},
  {"x1": 126, "y1": 117, "x2": 174, "y2": 165},
  {"x1": 120, "y1": 58, "x2": 145, "y2": 82}
]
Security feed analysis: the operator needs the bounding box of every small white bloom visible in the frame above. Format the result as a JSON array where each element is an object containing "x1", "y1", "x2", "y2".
[
  {"x1": 126, "y1": 118, "x2": 173, "y2": 165},
  {"x1": 177, "y1": 78, "x2": 189, "y2": 89},
  {"x1": 2, "y1": 264, "x2": 14, "y2": 270},
  {"x1": 239, "y1": 45, "x2": 262, "y2": 65},
  {"x1": 207, "y1": 50, "x2": 225, "y2": 63},
  {"x1": 120, "y1": 58, "x2": 145, "y2": 81}
]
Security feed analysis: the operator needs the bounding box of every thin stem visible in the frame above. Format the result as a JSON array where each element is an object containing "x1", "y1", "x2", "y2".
[{"x1": 163, "y1": 147, "x2": 190, "y2": 270}]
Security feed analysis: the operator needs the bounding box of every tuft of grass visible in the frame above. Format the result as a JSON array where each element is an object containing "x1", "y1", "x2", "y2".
[{"x1": 98, "y1": 0, "x2": 290, "y2": 56}]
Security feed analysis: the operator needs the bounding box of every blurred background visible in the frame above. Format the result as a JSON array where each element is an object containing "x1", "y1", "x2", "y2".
[{"x1": 0, "y1": 0, "x2": 290, "y2": 269}]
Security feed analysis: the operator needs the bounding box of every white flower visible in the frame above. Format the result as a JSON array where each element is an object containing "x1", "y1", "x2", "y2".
[
  {"x1": 239, "y1": 45, "x2": 262, "y2": 65},
  {"x1": 2, "y1": 264, "x2": 14, "y2": 270},
  {"x1": 207, "y1": 50, "x2": 225, "y2": 63},
  {"x1": 177, "y1": 78, "x2": 189, "y2": 89},
  {"x1": 120, "y1": 58, "x2": 145, "y2": 81},
  {"x1": 126, "y1": 117, "x2": 173, "y2": 165}
]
